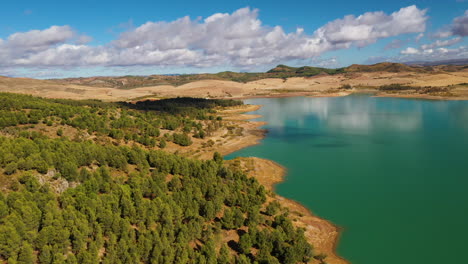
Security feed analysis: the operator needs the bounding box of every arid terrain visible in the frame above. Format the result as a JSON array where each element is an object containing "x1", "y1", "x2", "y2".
[{"x1": 1, "y1": 63, "x2": 468, "y2": 101}]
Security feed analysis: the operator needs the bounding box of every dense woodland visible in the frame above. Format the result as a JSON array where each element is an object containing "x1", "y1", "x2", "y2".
[
  {"x1": 0, "y1": 94, "x2": 241, "y2": 148},
  {"x1": 0, "y1": 93, "x2": 314, "y2": 264}
]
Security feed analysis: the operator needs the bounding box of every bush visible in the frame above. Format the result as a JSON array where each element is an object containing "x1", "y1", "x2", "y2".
[
  {"x1": 159, "y1": 139, "x2": 167, "y2": 149},
  {"x1": 4, "y1": 162, "x2": 18, "y2": 175},
  {"x1": 340, "y1": 84, "x2": 352, "y2": 90},
  {"x1": 379, "y1": 84, "x2": 413, "y2": 91},
  {"x1": 173, "y1": 133, "x2": 192, "y2": 146}
]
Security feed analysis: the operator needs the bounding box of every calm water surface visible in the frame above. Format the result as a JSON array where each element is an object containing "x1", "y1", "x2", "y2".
[{"x1": 226, "y1": 95, "x2": 468, "y2": 264}]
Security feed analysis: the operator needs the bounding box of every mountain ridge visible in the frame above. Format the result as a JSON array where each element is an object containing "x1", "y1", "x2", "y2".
[{"x1": 26, "y1": 62, "x2": 466, "y2": 89}]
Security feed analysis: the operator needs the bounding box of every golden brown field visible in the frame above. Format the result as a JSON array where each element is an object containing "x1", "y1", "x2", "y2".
[{"x1": 2, "y1": 64, "x2": 468, "y2": 101}]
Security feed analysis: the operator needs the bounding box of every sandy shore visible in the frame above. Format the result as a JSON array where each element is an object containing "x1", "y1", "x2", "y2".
[{"x1": 226, "y1": 157, "x2": 347, "y2": 264}]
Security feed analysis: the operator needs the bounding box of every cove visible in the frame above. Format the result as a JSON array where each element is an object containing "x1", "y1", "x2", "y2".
[{"x1": 226, "y1": 95, "x2": 468, "y2": 264}]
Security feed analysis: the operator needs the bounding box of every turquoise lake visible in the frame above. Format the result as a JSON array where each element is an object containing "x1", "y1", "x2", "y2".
[{"x1": 226, "y1": 95, "x2": 468, "y2": 264}]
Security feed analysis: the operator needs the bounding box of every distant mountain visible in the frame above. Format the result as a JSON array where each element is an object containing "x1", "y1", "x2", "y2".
[
  {"x1": 404, "y1": 58, "x2": 468, "y2": 66},
  {"x1": 344, "y1": 62, "x2": 427, "y2": 73},
  {"x1": 267, "y1": 64, "x2": 345, "y2": 75},
  {"x1": 2, "y1": 61, "x2": 466, "y2": 90},
  {"x1": 49, "y1": 65, "x2": 347, "y2": 88}
]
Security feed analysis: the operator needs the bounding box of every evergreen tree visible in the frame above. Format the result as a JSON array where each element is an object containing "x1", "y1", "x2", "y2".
[
  {"x1": 238, "y1": 233, "x2": 252, "y2": 254},
  {"x1": 17, "y1": 242, "x2": 35, "y2": 264},
  {"x1": 217, "y1": 244, "x2": 232, "y2": 264}
]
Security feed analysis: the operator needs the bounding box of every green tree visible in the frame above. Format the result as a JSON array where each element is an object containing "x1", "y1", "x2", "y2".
[
  {"x1": 221, "y1": 208, "x2": 234, "y2": 229},
  {"x1": 18, "y1": 242, "x2": 35, "y2": 264},
  {"x1": 0, "y1": 222, "x2": 21, "y2": 259},
  {"x1": 217, "y1": 244, "x2": 231, "y2": 264},
  {"x1": 39, "y1": 245, "x2": 53, "y2": 264},
  {"x1": 159, "y1": 139, "x2": 167, "y2": 149},
  {"x1": 235, "y1": 254, "x2": 250, "y2": 264},
  {"x1": 238, "y1": 233, "x2": 252, "y2": 254},
  {"x1": 265, "y1": 201, "x2": 280, "y2": 216},
  {"x1": 213, "y1": 152, "x2": 223, "y2": 164},
  {"x1": 4, "y1": 162, "x2": 18, "y2": 175}
]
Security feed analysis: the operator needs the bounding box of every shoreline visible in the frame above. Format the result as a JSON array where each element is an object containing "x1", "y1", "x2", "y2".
[
  {"x1": 156, "y1": 92, "x2": 468, "y2": 262},
  {"x1": 223, "y1": 104, "x2": 348, "y2": 264},
  {"x1": 230, "y1": 89, "x2": 468, "y2": 101},
  {"x1": 372, "y1": 92, "x2": 468, "y2": 101},
  {"x1": 229, "y1": 90, "x2": 353, "y2": 100}
]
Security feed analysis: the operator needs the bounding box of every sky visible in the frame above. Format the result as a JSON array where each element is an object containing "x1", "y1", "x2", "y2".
[{"x1": 1, "y1": 0, "x2": 467, "y2": 78}]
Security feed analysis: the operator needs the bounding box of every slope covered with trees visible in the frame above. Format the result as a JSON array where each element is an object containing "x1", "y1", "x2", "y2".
[
  {"x1": 0, "y1": 93, "x2": 314, "y2": 264},
  {"x1": 0, "y1": 93, "x2": 240, "y2": 148}
]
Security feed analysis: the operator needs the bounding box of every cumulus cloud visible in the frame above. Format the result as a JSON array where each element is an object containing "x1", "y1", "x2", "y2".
[
  {"x1": 432, "y1": 10, "x2": 468, "y2": 38},
  {"x1": 451, "y1": 10, "x2": 468, "y2": 36},
  {"x1": 0, "y1": 25, "x2": 96, "y2": 67},
  {"x1": 315, "y1": 5, "x2": 426, "y2": 47},
  {"x1": 1, "y1": 6, "x2": 428, "y2": 71},
  {"x1": 420, "y1": 37, "x2": 462, "y2": 49},
  {"x1": 399, "y1": 45, "x2": 468, "y2": 62},
  {"x1": 399, "y1": 36, "x2": 463, "y2": 57},
  {"x1": 401, "y1": 47, "x2": 420, "y2": 55},
  {"x1": 432, "y1": 31, "x2": 453, "y2": 38},
  {"x1": 6, "y1": 25, "x2": 75, "y2": 52}
]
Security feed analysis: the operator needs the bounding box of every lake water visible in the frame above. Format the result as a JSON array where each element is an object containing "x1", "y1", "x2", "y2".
[{"x1": 226, "y1": 95, "x2": 468, "y2": 264}]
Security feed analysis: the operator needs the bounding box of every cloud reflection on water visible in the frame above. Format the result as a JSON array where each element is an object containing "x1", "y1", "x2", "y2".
[{"x1": 247, "y1": 95, "x2": 424, "y2": 134}]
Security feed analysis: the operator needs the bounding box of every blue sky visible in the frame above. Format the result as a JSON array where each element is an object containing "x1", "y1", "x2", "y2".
[{"x1": 1, "y1": 0, "x2": 467, "y2": 78}]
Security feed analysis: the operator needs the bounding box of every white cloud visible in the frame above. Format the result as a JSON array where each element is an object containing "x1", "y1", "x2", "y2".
[
  {"x1": 310, "y1": 57, "x2": 339, "y2": 68},
  {"x1": 0, "y1": 25, "x2": 94, "y2": 67},
  {"x1": 421, "y1": 37, "x2": 462, "y2": 49},
  {"x1": 432, "y1": 10, "x2": 468, "y2": 38},
  {"x1": 109, "y1": 5, "x2": 426, "y2": 67},
  {"x1": 451, "y1": 10, "x2": 468, "y2": 36},
  {"x1": 398, "y1": 45, "x2": 468, "y2": 62},
  {"x1": 316, "y1": 5, "x2": 426, "y2": 47},
  {"x1": 401, "y1": 47, "x2": 420, "y2": 55},
  {"x1": 0, "y1": 6, "x2": 428, "y2": 71},
  {"x1": 432, "y1": 31, "x2": 453, "y2": 38},
  {"x1": 399, "y1": 37, "x2": 463, "y2": 57},
  {"x1": 75, "y1": 35, "x2": 93, "y2": 45},
  {"x1": 415, "y1": 33, "x2": 424, "y2": 42},
  {"x1": 12, "y1": 44, "x2": 110, "y2": 66},
  {"x1": 6, "y1": 25, "x2": 75, "y2": 52}
]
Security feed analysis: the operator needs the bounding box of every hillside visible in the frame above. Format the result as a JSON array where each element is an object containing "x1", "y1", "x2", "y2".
[
  {"x1": 49, "y1": 66, "x2": 346, "y2": 89},
  {"x1": 48, "y1": 62, "x2": 468, "y2": 89},
  {"x1": 405, "y1": 58, "x2": 468, "y2": 66},
  {"x1": 1, "y1": 62, "x2": 468, "y2": 101},
  {"x1": 344, "y1": 62, "x2": 427, "y2": 73},
  {"x1": 47, "y1": 63, "x2": 426, "y2": 89},
  {"x1": 0, "y1": 93, "x2": 324, "y2": 264}
]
